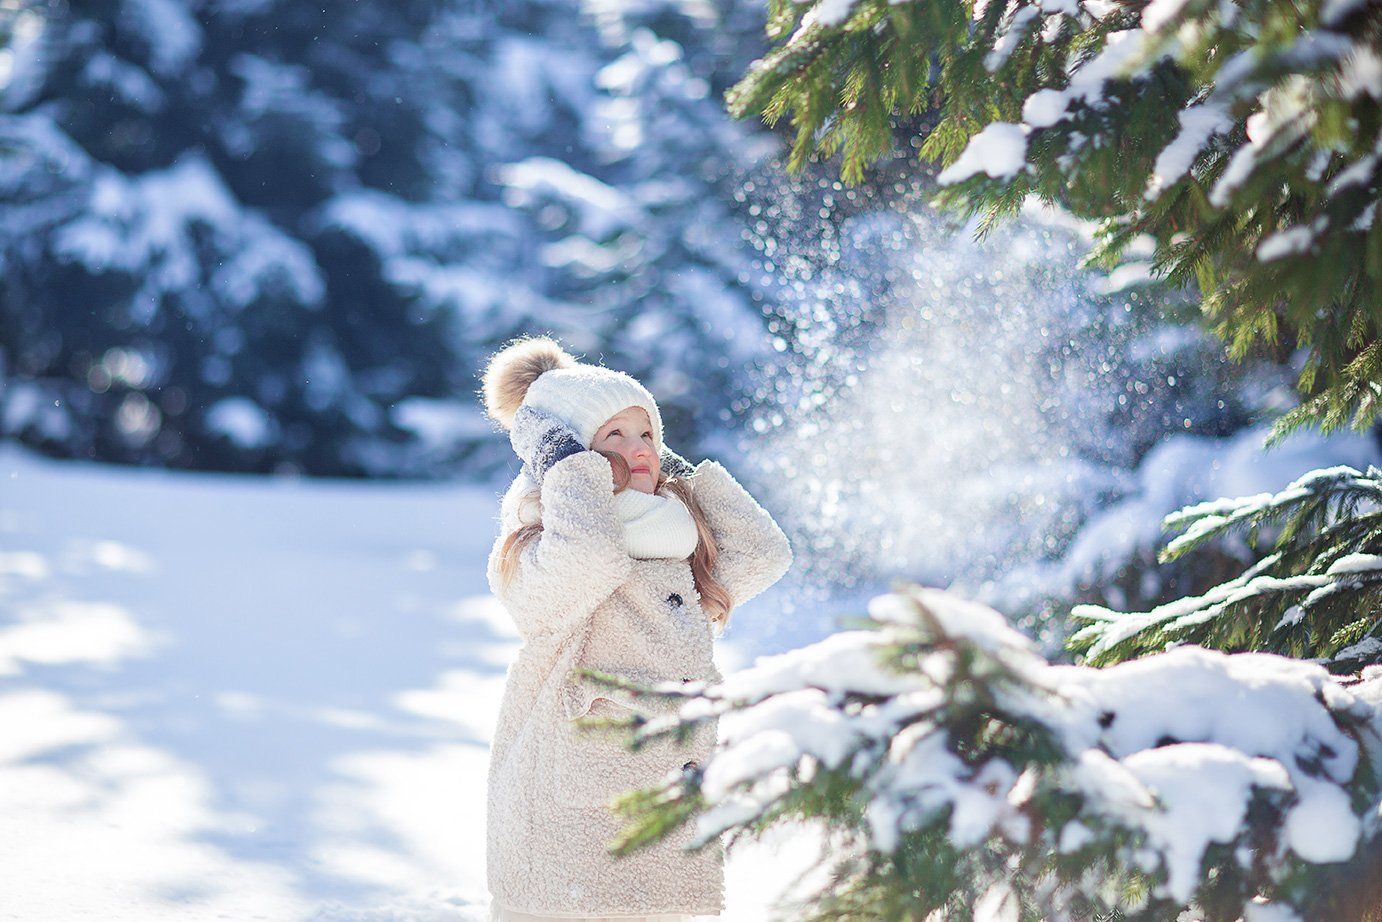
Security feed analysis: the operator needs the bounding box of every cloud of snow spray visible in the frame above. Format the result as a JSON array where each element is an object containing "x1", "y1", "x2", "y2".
[{"x1": 726, "y1": 164, "x2": 1176, "y2": 638}]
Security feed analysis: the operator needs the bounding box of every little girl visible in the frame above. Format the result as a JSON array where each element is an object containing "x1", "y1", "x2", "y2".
[{"x1": 479, "y1": 336, "x2": 794, "y2": 921}]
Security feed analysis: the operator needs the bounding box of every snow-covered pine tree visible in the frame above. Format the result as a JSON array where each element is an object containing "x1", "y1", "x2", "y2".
[
  {"x1": 723, "y1": 0, "x2": 1381, "y2": 448},
  {"x1": 575, "y1": 585, "x2": 1382, "y2": 921}
]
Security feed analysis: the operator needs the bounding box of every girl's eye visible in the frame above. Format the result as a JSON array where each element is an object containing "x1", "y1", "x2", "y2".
[{"x1": 607, "y1": 429, "x2": 620, "y2": 436}]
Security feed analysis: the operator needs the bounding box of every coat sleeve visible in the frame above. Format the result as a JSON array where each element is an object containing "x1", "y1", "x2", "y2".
[
  {"x1": 689, "y1": 458, "x2": 794, "y2": 613},
  {"x1": 486, "y1": 450, "x2": 633, "y2": 644}
]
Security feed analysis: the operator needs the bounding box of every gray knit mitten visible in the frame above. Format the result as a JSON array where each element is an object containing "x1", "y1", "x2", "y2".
[
  {"x1": 510, "y1": 404, "x2": 586, "y2": 487},
  {"x1": 659, "y1": 443, "x2": 698, "y2": 479}
]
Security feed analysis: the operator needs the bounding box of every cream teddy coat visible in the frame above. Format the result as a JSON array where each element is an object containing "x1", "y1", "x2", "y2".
[{"x1": 485, "y1": 448, "x2": 793, "y2": 917}]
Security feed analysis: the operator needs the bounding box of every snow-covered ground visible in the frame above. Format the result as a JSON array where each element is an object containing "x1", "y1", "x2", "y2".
[{"x1": 0, "y1": 445, "x2": 835, "y2": 921}]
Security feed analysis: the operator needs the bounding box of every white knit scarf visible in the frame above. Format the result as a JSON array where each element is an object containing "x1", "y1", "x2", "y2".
[
  {"x1": 512, "y1": 471, "x2": 700, "y2": 560},
  {"x1": 611, "y1": 487, "x2": 700, "y2": 560}
]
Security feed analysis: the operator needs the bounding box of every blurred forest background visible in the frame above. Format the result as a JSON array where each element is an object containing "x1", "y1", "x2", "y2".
[{"x1": 3, "y1": 1, "x2": 1382, "y2": 917}]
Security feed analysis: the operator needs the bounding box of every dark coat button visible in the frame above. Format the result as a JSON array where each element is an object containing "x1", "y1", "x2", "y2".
[
  {"x1": 667, "y1": 592, "x2": 683, "y2": 607},
  {"x1": 681, "y1": 677, "x2": 693, "y2": 683}
]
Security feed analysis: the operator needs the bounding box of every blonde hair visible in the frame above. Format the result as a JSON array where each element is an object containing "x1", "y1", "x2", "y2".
[{"x1": 494, "y1": 448, "x2": 735, "y2": 631}]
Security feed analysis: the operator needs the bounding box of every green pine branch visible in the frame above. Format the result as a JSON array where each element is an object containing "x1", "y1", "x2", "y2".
[
  {"x1": 1067, "y1": 464, "x2": 1382, "y2": 669},
  {"x1": 723, "y1": 0, "x2": 1382, "y2": 440},
  {"x1": 568, "y1": 585, "x2": 1382, "y2": 920}
]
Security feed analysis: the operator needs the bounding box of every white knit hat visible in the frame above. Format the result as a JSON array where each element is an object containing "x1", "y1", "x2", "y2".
[{"x1": 521, "y1": 365, "x2": 664, "y2": 453}]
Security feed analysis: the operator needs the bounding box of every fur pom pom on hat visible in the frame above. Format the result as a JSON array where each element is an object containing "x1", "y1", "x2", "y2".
[{"x1": 480, "y1": 335, "x2": 664, "y2": 453}]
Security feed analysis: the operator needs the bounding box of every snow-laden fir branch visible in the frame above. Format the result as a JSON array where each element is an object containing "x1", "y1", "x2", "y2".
[
  {"x1": 1069, "y1": 463, "x2": 1382, "y2": 671},
  {"x1": 576, "y1": 584, "x2": 1382, "y2": 921}
]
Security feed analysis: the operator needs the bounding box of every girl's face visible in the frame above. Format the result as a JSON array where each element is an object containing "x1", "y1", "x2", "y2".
[{"x1": 594, "y1": 406, "x2": 658, "y2": 494}]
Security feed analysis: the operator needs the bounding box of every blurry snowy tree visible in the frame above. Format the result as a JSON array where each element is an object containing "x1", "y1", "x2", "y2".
[
  {"x1": 471, "y1": 0, "x2": 785, "y2": 448},
  {"x1": 0, "y1": 0, "x2": 783, "y2": 475},
  {"x1": 0, "y1": 0, "x2": 459, "y2": 474}
]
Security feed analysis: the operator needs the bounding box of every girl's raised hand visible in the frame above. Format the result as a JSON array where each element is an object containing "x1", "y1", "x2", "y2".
[
  {"x1": 659, "y1": 443, "x2": 698, "y2": 479},
  {"x1": 510, "y1": 404, "x2": 585, "y2": 487}
]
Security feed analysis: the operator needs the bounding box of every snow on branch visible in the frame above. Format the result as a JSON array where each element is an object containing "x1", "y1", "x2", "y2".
[
  {"x1": 1070, "y1": 463, "x2": 1382, "y2": 671},
  {"x1": 52, "y1": 152, "x2": 325, "y2": 319},
  {"x1": 579, "y1": 584, "x2": 1382, "y2": 920}
]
